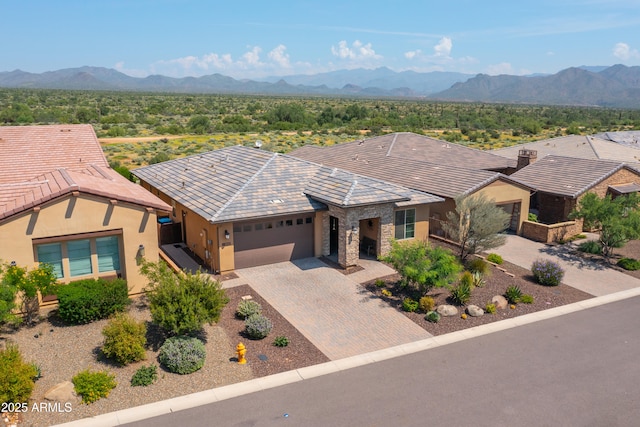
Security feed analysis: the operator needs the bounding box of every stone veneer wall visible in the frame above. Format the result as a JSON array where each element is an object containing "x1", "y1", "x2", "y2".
[
  {"x1": 322, "y1": 203, "x2": 395, "y2": 267},
  {"x1": 522, "y1": 219, "x2": 583, "y2": 243}
]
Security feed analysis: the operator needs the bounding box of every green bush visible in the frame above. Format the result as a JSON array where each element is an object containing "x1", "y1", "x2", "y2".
[
  {"x1": 459, "y1": 271, "x2": 474, "y2": 288},
  {"x1": 131, "y1": 365, "x2": 158, "y2": 387},
  {"x1": 101, "y1": 313, "x2": 147, "y2": 365},
  {"x1": 578, "y1": 240, "x2": 603, "y2": 255},
  {"x1": 450, "y1": 281, "x2": 472, "y2": 306},
  {"x1": 467, "y1": 258, "x2": 489, "y2": 276},
  {"x1": 528, "y1": 213, "x2": 539, "y2": 222},
  {"x1": 374, "y1": 279, "x2": 386, "y2": 288},
  {"x1": 486, "y1": 253, "x2": 504, "y2": 264},
  {"x1": 402, "y1": 297, "x2": 419, "y2": 312},
  {"x1": 485, "y1": 303, "x2": 497, "y2": 314},
  {"x1": 158, "y1": 336, "x2": 206, "y2": 375},
  {"x1": 504, "y1": 285, "x2": 523, "y2": 304},
  {"x1": 520, "y1": 294, "x2": 534, "y2": 304},
  {"x1": 419, "y1": 296, "x2": 435, "y2": 313},
  {"x1": 141, "y1": 261, "x2": 229, "y2": 336},
  {"x1": 56, "y1": 278, "x2": 130, "y2": 324},
  {"x1": 244, "y1": 314, "x2": 273, "y2": 339},
  {"x1": 72, "y1": 369, "x2": 117, "y2": 404},
  {"x1": 425, "y1": 311, "x2": 440, "y2": 323},
  {"x1": 617, "y1": 258, "x2": 640, "y2": 271},
  {"x1": 0, "y1": 344, "x2": 37, "y2": 403},
  {"x1": 235, "y1": 300, "x2": 262, "y2": 319},
  {"x1": 273, "y1": 336, "x2": 290, "y2": 347},
  {"x1": 531, "y1": 259, "x2": 565, "y2": 286}
]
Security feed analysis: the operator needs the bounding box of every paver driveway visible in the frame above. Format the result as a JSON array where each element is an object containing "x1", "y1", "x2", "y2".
[{"x1": 234, "y1": 258, "x2": 432, "y2": 360}]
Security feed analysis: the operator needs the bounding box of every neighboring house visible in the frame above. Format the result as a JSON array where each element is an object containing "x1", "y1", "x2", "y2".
[
  {"x1": 132, "y1": 145, "x2": 443, "y2": 271},
  {"x1": 493, "y1": 134, "x2": 640, "y2": 167},
  {"x1": 509, "y1": 155, "x2": 640, "y2": 242},
  {"x1": 290, "y1": 132, "x2": 532, "y2": 236},
  {"x1": 0, "y1": 125, "x2": 170, "y2": 300}
]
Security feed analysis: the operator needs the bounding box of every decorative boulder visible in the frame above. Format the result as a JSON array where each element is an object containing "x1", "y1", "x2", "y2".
[
  {"x1": 467, "y1": 305, "x2": 484, "y2": 317},
  {"x1": 436, "y1": 304, "x2": 458, "y2": 317},
  {"x1": 491, "y1": 295, "x2": 508, "y2": 310},
  {"x1": 44, "y1": 381, "x2": 77, "y2": 402}
]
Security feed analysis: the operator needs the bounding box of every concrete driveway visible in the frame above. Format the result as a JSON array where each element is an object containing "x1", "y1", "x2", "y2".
[
  {"x1": 492, "y1": 234, "x2": 640, "y2": 296},
  {"x1": 232, "y1": 258, "x2": 432, "y2": 360}
]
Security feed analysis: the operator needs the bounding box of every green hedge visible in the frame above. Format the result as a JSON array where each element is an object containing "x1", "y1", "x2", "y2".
[{"x1": 56, "y1": 278, "x2": 130, "y2": 324}]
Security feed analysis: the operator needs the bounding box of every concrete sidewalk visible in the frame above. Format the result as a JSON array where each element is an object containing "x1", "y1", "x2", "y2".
[{"x1": 491, "y1": 234, "x2": 640, "y2": 296}]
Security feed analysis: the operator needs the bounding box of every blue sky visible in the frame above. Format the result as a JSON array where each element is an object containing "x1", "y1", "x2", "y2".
[{"x1": 3, "y1": 0, "x2": 640, "y2": 79}]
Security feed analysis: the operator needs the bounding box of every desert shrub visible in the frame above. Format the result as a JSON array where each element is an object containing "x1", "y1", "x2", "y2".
[
  {"x1": 381, "y1": 289, "x2": 392, "y2": 297},
  {"x1": 504, "y1": 285, "x2": 523, "y2": 304},
  {"x1": 459, "y1": 271, "x2": 474, "y2": 288},
  {"x1": 450, "y1": 281, "x2": 472, "y2": 306},
  {"x1": 244, "y1": 314, "x2": 273, "y2": 339},
  {"x1": 471, "y1": 271, "x2": 486, "y2": 288},
  {"x1": 528, "y1": 213, "x2": 538, "y2": 222},
  {"x1": 419, "y1": 296, "x2": 435, "y2": 313},
  {"x1": 531, "y1": 259, "x2": 564, "y2": 286},
  {"x1": 273, "y1": 336, "x2": 290, "y2": 347},
  {"x1": 56, "y1": 278, "x2": 130, "y2": 325},
  {"x1": 101, "y1": 313, "x2": 147, "y2": 365},
  {"x1": 617, "y1": 258, "x2": 640, "y2": 271},
  {"x1": 72, "y1": 369, "x2": 117, "y2": 404},
  {"x1": 158, "y1": 336, "x2": 206, "y2": 375},
  {"x1": 425, "y1": 311, "x2": 440, "y2": 323},
  {"x1": 141, "y1": 261, "x2": 229, "y2": 336},
  {"x1": 578, "y1": 240, "x2": 603, "y2": 255},
  {"x1": 520, "y1": 294, "x2": 534, "y2": 304},
  {"x1": 467, "y1": 258, "x2": 489, "y2": 276},
  {"x1": 131, "y1": 365, "x2": 158, "y2": 387},
  {"x1": 235, "y1": 300, "x2": 262, "y2": 319},
  {"x1": 402, "y1": 297, "x2": 419, "y2": 312},
  {"x1": 486, "y1": 253, "x2": 503, "y2": 264},
  {"x1": 0, "y1": 344, "x2": 37, "y2": 403},
  {"x1": 485, "y1": 303, "x2": 497, "y2": 314},
  {"x1": 374, "y1": 279, "x2": 386, "y2": 288}
]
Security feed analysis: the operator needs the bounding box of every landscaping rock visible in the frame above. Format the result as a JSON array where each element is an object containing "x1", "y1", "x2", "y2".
[
  {"x1": 467, "y1": 305, "x2": 484, "y2": 317},
  {"x1": 492, "y1": 295, "x2": 508, "y2": 309},
  {"x1": 436, "y1": 304, "x2": 458, "y2": 317},
  {"x1": 44, "y1": 381, "x2": 77, "y2": 403}
]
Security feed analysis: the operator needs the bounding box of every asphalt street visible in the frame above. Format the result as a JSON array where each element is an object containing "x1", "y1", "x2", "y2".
[{"x1": 125, "y1": 295, "x2": 640, "y2": 427}]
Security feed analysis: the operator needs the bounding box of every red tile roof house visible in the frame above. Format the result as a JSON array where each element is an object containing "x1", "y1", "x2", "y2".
[
  {"x1": 509, "y1": 155, "x2": 640, "y2": 243},
  {"x1": 0, "y1": 124, "x2": 170, "y2": 304},
  {"x1": 290, "y1": 132, "x2": 533, "y2": 239},
  {"x1": 132, "y1": 145, "x2": 443, "y2": 271}
]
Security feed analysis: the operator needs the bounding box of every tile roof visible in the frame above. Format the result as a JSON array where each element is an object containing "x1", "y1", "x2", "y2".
[
  {"x1": 291, "y1": 134, "x2": 529, "y2": 199},
  {"x1": 132, "y1": 146, "x2": 443, "y2": 223},
  {"x1": 509, "y1": 155, "x2": 640, "y2": 198},
  {"x1": 0, "y1": 125, "x2": 170, "y2": 220},
  {"x1": 493, "y1": 134, "x2": 640, "y2": 166}
]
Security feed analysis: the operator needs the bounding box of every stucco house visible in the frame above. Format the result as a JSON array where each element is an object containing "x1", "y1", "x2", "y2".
[
  {"x1": 509, "y1": 155, "x2": 640, "y2": 242},
  {"x1": 132, "y1": 145, "x2": 443, "y2": 271},
  {"x1": 0, "y1": 125, "x2": 170, "y2": 300},
  {"x1": 290, "y1": 132, "x2": 532, "y2": 237}
]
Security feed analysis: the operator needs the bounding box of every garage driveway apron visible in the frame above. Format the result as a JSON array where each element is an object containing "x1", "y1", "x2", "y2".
[{"x1": 234, "y1": 258, "x2": 432, "y2": 360}]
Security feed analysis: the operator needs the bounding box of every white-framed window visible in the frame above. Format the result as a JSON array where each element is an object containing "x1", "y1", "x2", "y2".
[{"x1": 394, "y1": 209, "x2": 416, "y2": 240}]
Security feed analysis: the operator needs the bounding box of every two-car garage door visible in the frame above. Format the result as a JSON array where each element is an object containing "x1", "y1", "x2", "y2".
[{"x1": 233, "y1": 214, "x2": 315, "y2": 269}]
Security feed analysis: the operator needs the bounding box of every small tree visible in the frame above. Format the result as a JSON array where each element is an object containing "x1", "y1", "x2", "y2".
[
  {"x1": 570, "y1": 192, "x2": 640, "y2": 260},
  {"x1": 442, "y1": 194, "x2": 511, "y2": 261},
  {"x1": 141, "y1": 261, "x2": 229, "y2": 336},
  {"x1": 380, "y1": 240, "x2": 461, "y2": 295},
  {"x1": 0, "y1": 262, "x2": 57, "y2": 325}
]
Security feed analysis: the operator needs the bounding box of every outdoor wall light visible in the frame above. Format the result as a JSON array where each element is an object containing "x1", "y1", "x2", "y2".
[
  {"x1": 9, "y1": 261, "x2": 16, "y2": 266},
  {"x1": 138, "y1": 244, "x2": 145, "y2": 258},
  {"x1": 224, "y1": 230, "x2": 230, "y2": 240}
]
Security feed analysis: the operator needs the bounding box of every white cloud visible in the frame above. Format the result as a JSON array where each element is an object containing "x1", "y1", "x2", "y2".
[
  {"x1": 114, "y1": 62, "x2": 148, "y2": 78},
  {"x1": 331, "y1": 40, "x2": 382, "y2": 60},
  {"x1": 268, "y1": 45, "x2": 291, "y2": 69},
  {"x1": 433, "y1": 37, "x2": 452, "y2": 57},
  {"x1": 486, "y1": 62, "x2": 514, "y2": 75},
  {"x1": 404, "y1": 49, "x2": 422, "y2": 60},
  {"x1": 613, "y1": 42, "x2": 640, "y2": 60}
]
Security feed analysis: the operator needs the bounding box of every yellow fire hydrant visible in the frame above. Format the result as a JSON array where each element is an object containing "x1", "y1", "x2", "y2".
[{"x1": 236, "y1": 342, "x2": 247, "y2": 365}]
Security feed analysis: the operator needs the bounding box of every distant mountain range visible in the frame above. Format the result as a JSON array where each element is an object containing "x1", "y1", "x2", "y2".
[{"x1": 1, "y1": 65, "x2": 639, "y2": 108}]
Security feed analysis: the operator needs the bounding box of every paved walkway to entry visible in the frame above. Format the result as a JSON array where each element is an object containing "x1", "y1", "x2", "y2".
[
  {"x1": 233, "y1": 258, "x2": 432, "y2": 360},
  {"x1": 492, "y1": 235, "x2": 640, "y2": 296}
]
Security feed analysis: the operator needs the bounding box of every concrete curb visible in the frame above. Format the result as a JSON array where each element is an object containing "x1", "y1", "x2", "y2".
[{"x1": 54, "y1": 286, "x2": 640, "y2": 427}]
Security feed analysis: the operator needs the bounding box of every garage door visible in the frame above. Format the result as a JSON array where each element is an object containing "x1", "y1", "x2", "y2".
[
  {"x1": 498, "y1": 202, "x2": 521, "y2": 232},
  {"x1": 233, "y1": 215, "x2": 314, "y2": 269}
]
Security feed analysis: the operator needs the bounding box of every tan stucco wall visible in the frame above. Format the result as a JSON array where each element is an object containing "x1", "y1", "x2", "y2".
[
  {"x1": 0, "y1": 194, "x2": 160, "y2": 295},
  {"x1": 477, "y1": 180, "x2": 530, "y2": 234}
]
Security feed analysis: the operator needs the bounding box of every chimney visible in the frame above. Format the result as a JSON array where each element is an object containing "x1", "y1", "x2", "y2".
[{"x1": 517, "y1": 149, "x2": 537, "y2": 170}]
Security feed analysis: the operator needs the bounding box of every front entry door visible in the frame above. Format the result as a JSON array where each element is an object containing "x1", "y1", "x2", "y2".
[{"x1": 329, "y1": 216, "x2": 339, "y2": 254}]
